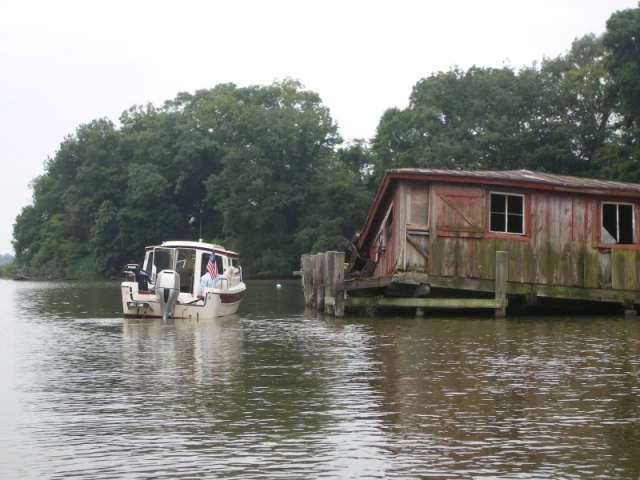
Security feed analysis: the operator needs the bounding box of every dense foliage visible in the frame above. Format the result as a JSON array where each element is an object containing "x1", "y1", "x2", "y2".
[
  {"x1": 12, "y1": 5, "x2": 640, "y2": 278},
  {"x1": 13, "y1": 81, "x2": 375, "y2": 277},
  {"x1": 371, "y1": 6, "x2": 640, "y2": 185}
]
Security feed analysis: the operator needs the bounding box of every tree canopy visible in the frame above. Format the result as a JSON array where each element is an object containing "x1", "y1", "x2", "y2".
[
  {"x1": 13, "y1": 80, "x2": 374, "y2": 277},
  {"x1": 371, "y1": 33, "x2": 621, "y2": 183}
]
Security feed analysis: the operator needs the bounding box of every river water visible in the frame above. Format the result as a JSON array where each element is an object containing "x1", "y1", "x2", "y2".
[{"x1": 1, "y1": 278, "x2": 639, "y2": 479}]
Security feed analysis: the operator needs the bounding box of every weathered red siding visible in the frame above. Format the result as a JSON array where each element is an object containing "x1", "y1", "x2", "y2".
[{"x1": 358, "y1": 169, "x2": 640, "y2": 297}]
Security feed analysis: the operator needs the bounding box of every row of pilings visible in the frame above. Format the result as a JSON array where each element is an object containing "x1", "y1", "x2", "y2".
[
  {"x1": 297, "y1": 251, "x2": 510, "y2": 317},
  {"x1": 299, "y1": 251, "x2": 346, "y2": 316}
]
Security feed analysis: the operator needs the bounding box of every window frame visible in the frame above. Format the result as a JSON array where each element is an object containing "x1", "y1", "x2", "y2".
[
  {"x1": 601, "y1": 201, "x2": 635, "y2": 245},
  {"x1": 488, "y1": 191, "x2": 526, "y2": 236},
  {"x1": 374, "y1": 204, "x2": 393, "y2": 262}
]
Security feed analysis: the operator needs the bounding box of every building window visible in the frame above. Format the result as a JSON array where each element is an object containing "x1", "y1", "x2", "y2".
[
  {"x1": 601, "y1": 202, "x2": 634, "y2": 244},
  {"x1": 385, "y1": 209, "x2": 393, "y2": 242},
  {"x1": 490, "y1": 192, "x2": 525, "y2": 235},
  {"x1": 374, "y1": 205, "x2": 393, "y2": 262},
  {"x1": 375, "y1": 230, "x2": 384, "y2": 262}
]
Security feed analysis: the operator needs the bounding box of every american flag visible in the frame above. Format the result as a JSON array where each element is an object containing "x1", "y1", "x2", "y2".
[{"x1": 207, "y1": 253, "x2": 218, "y2": 278}]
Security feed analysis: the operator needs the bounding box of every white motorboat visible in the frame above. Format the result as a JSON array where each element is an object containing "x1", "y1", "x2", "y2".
[{"x1": 121, "y1": 240, "x2": 246, "y2": 320}]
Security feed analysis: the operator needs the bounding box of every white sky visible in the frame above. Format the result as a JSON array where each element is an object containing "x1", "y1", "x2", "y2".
[{"x1": 1, "y1": 0, "x2": 638, "y2": 256}]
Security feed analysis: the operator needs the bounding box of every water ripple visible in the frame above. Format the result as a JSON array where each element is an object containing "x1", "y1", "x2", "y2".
[{"x1": 1, "y1": 280, "x2": 639, "y2": 478}]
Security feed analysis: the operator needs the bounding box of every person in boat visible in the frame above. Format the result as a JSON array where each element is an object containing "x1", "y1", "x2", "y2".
[
  {"x1": 197, "y1": 272, "x2": 230, "y2": 296},
  {"x1": 126, "y1": 263, "x2": 151, "y2": 292},
  {"x1": 197, "y1": 253, "x2": 229, "y2": 296},
  {"x1": 136, "y1": 268, "x2": 151, "y2": 291}
]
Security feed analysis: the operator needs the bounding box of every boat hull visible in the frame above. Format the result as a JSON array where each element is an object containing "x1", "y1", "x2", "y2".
[{"x1": 121, "y1": 283, "x2": 246, "y2": 319}]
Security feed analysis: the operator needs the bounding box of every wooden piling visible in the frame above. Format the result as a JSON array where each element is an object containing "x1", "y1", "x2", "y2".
[
  {"x1": 335, "y1": 289, "x2": 345, "y2": 317},
  {"x1": 309, "y1": 254, "x2": 318, "y2": 309},
  {"x1": 324, "y1": 251, "x2": 345, "y2": 316},
  {"x1": 315, "y1": 253, "x2": 326, "y2": 311},
  {"x1": 495, "y1": 250, "x2": 508, "y2": 317},
  {"x1": 301, "y1": 254, "x2": 312, "y2": 306},
  {"x1": 324, "y1": 252, "x2": 335, "y2": 314},
  {"x1": 334, "y1": 251, "x2": 345, "y2": 317}
]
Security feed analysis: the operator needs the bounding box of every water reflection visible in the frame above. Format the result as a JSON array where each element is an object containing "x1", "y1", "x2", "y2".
[
  {"x1": 1, "y1": 279, "x2": 639, "y2": 479},
  {"x1": 358, "y1": 316, "x2": 640, "y2": 478}
]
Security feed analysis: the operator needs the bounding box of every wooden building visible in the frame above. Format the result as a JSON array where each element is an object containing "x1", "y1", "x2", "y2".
[{"x1": 328, "y1": 168, "x2": 640, "y2": 316}]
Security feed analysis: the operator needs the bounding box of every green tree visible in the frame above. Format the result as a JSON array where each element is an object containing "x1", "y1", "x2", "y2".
[
  {"x1": 90, "y1": 200, "x2": 121, "y2": 275},
  {"x1": 372, "y1": 67, "x2": 538, "y2": 179},
  {"x1": 14, "y1": 79, "x2": 354, "y2": 278},
  {"x1": 12, "y1": 203, "x2": 43, "y2": 266},
  {"x1": 603, "y1": 4, "x2": 640, "y2": 127},
  {"x1": 204, "y1": 80, "x2": 341, "y2": 276},
  {"x1": 529, "y1": 34, "x2": 614, "y2": 176},
  {"x1": 119, "y1": 97, "x2": 222, "y2": 241},
  {"x1": 600, "y1": 4, "x2": 640, "y2": 181},
  {"x1": 371, "y1": 37, "x2": 617, "y2": 180},
  {"x1": 294, "y1": 152, "x2": 374, "y2": 255},
  {"x1": 115, "y1": 163, "x2": 183, "y2": 265},
  {"x1": 14, "y1": 119, "x2": 124, "y2": 270}
]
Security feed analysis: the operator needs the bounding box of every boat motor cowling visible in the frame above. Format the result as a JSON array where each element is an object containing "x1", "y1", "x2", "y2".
[{"x1": 156, "y1": 270, "x2": 180, "y2": 320}]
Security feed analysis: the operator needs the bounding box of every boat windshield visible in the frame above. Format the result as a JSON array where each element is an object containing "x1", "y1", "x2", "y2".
[{"x1": 153, "y1": 248, "x2": 175, "y2": 275}]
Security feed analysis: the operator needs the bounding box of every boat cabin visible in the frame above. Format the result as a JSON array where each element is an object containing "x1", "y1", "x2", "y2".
[{"x1": 141, "y1": 241, "x2": 241, "y2": 293}]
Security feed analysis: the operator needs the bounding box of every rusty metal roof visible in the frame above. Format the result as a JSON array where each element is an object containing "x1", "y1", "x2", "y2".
[{"x1": 387, "y1": 168, "x2": 640, "y2": 194}]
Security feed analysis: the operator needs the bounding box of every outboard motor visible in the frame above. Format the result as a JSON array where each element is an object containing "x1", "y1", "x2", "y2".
[{"x1": 156, "y1": 270, "x2": 180, "y2": 320}]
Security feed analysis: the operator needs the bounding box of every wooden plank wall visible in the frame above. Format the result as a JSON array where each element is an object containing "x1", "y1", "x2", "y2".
[
  {"x1": 429, "y1": 185, "x2": 495, "y2": 279},
  {"x1": 532, "y1": 192, "x2": 549, "y2": 285},
  {"x1": 392, "y1": 179, "x2": 640, "y2": 294},
  {"x1": 403, "y1": 182, "x2": 430, "y2": 272},
  {"x1": 613, "y1": 249, "x2": 640, "y2": 291},
  {"x1": 427, "y1": 185, "x2": 637, "y2": 290}
]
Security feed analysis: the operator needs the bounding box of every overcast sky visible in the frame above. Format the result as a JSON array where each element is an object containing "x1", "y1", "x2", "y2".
[{"x1": 1, "y1": 0, "x2": 638, "y2": 256}]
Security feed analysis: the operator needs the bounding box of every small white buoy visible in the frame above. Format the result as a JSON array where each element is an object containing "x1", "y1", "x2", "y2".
[{"x1": 276, "y1": 284, "x2": 282, "y2": 288}]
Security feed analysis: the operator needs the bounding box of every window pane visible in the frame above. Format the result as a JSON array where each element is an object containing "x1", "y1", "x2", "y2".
[
  {"x1": 507, "y1": 214, "x2": 523, "y2": 234},
  {"x1": 491, "y1": 212, "x2": 506, "y2": 232},
  {"x1": 154, "y1": 248, "x2": 174, "y2": 271},
  {"x1": 200, "y1": 253, "x2": 209, "y2": 276},
  {"x1": 602, "y1": 203, "x2": 619, "y2": 242},
  {"x1": 618, "y1": 204, "x2": 634, "y2": 244},
  {"x1": 508, "y1": 195, "x2": 523, "y2": 215},
  {"x1": 491, "y1": 193, "x2": 506, "y2": 214}
]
